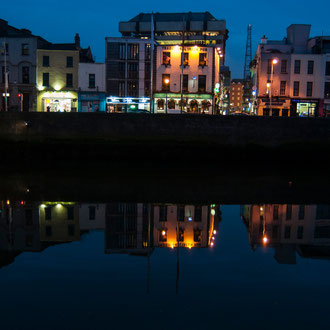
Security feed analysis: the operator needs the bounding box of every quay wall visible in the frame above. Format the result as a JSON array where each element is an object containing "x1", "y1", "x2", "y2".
[{"x1": 0, "y1": 113, "x2": 329, "y2": 146}]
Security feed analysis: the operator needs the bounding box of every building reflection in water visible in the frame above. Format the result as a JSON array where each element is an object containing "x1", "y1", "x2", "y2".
[
  {"x1": 105, "y1": 203, "x2": 219, "y2": 256},
  {"x1": 241, "y1": 204, "x2": 330, "y2": 264},
  {"x1": 0, "y1": 201, "x2": 220, "y2": 268}
]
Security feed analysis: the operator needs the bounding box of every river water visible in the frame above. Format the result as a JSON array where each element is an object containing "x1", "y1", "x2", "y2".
[{"x1": 0, "y1": 201, "x2": 330, "y2": 329}]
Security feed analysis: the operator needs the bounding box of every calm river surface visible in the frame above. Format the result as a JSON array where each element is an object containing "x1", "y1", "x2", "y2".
[{"x1": 0, "y1": 200, "x2": 330, "y2": 329}]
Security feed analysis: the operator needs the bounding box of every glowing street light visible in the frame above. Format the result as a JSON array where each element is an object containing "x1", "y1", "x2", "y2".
[
  {"x1": 164, "y1": 78, "x2": 170, "y2": 114},
  {"x1": 269, "y1": 58, "x2": 278, "y2": 116},
  {"x1": 263, "y1": 236, "x2": 269, "y2": 244}
]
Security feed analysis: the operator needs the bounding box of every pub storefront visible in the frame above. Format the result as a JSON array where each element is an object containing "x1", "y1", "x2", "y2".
[
  {"x1": 154, "y1": 93, "x2": 213, "y2": 114},
  {"x1": 257, "y1": 97, "x2": 291, "y2": 116}
]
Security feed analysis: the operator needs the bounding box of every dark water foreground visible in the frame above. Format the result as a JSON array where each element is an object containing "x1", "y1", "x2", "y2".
[{"x1": 0, "y1": 169, "x2": 330, "y2": 329}]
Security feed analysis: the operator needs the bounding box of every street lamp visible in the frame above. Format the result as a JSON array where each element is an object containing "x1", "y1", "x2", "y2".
[
  {"x1": 269, "y1": 58, "x2": 278, "y2": 116},
  {"x1": 164, "y1": 78, "x2": 170, "y2": 114},
  {"x1": 1, "y1": 42, "x2": 9, "y2": 112},
  {"x1": 216, "y1": 47, "x2": 224, "y2": 115}
]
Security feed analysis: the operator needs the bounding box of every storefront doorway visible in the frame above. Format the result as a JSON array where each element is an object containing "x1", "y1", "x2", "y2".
[{"x1": 81, "y1": 101, "x2": 100, "y2": 112}]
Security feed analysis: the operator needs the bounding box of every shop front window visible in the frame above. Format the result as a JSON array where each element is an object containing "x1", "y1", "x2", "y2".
[
  {"x1": 297, "y1": 103, "x2": 316, "y2": 117},
  {"x1": 44, "y1": 98, "x2": 72, "y2": 112}
]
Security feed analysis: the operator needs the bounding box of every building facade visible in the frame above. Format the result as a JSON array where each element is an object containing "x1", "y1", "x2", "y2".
[
  {"x1": 78, "y1": 63, "x2": 106, "y2": 112},
  {"x1": 242, "y1": 204, "x2": 330, "y2": 264},
  {"x1": 0, "y1": 19, "x2": 42, "y2": 112},
  {"x1": 36, "y1": 44, "x2": 79, "y2": 112},
  {"x1": 79, "y1": 204, "x2": 106, "y2": 230},
  {"x1": 251, "y1": 24, "x2": 330, "y2": 117},
  {"x1": 105, "y1": 12, "x2": 227, "y2": 113},
  {"x1": 230, "y1": 79, "x2": 244, "y2": 112},
  {"x1": 105, "y1": 37, "x2": 150, "y2": 112},
  {"x1": 104, "y1": 203, "x2": 218, "y2": 255},
  {"x1": 39, "y1": 202, "x2": 80, "y2": 242},
  {"x1": 153, "y1": 204, "x2": 215, "y2": 249}
]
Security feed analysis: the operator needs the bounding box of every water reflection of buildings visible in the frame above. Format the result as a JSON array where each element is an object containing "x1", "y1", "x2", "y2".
[
  {"x1": 105, "y1": 203, "x2": 219, "y2": 255},
  {"x1": 0, "y1": 201, "x2": 106, "y2": 268},
  {"x1": 242, "y1": 204, "x2": 330, "y2": 264},
  {"x1": 0, "y1": 201, "x2": 219, "y2": 268},
  {"x1": 39, "y1": 202, "x2": 80, "y2": 242}
]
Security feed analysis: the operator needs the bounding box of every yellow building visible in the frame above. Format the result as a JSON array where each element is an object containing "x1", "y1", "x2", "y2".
[
  {"x1": 39, "y1": 202, "x2": 80, "y2": 242},
  {"x1": 37, "y1": 45, "x2": 79, "y2": 112},
  {"x1": 153, "y1": 204, "x2": 216, "y2": 249}
]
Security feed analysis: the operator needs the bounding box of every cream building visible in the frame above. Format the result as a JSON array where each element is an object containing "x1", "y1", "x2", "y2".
[
  {"x1": 39, "y1": 202, "x2": 80, "y2": 242},
  {"x1": 251, "y1": 24, "x2": 330, "y2": 117},
  {"x1": 36, "y1": 45, "x2": 79, "y2": 112}
]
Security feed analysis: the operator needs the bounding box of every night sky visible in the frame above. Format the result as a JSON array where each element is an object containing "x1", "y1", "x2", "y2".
[{"x1": 2, "y1": 0, "x2": 330, "y2": 78}]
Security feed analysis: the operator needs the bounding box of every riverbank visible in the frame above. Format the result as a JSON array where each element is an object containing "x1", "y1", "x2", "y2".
[{"x1": 0, "y1": 113, "x2": 329, "y2": 168}]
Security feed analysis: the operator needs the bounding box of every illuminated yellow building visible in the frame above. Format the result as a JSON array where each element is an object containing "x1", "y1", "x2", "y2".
[
  {"x1": 154, "y1": 45, "x2": 222, "y2": 113},
  {"x1": 153, "y1": 204, "x2": 216, "y2": 248},
  {"x1": 104, "y1": 203, "x2": 218, "y2": 255},
  {"x1": 39, "y1": 202, "x2": 80, "y2": 242},
  {"x1": 36, "y1": 45, "x2": 79, "y2": 112}
]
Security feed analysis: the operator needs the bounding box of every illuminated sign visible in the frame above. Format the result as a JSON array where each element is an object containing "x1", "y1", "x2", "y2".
[{"x1": 106, "y1": 97, "x2": 150, "y2": 104}]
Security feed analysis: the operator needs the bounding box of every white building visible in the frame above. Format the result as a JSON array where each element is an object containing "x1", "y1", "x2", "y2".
[
  {"x1": 242, "y1": 204, "x2": 330, "y2": 264},
  {"x1": 79, "y1": 204, "x2": 106, "y2": 231},
  {"x1": 251, "y1": 24, "x2": 330, "y2": 117},
  {"x1": 78, "y1": 62, "x2": 106, "y2": 112}
]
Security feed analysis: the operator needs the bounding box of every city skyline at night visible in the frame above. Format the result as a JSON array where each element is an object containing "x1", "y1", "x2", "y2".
[{"x1": 2, "y1": 0, "x2": 330, "y2": 78}]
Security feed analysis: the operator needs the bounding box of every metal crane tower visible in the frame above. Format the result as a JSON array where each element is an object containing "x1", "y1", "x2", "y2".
[{"x1": 243, "y1": 24, "x2": 252, "y2": 80}]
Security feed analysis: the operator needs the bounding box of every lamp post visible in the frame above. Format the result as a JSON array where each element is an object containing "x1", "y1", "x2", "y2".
[
  {"x1": 216, "y1": 47, "x2": 224, "y2": 115},
  {"x1": 164, "y1": 78, "x2": 170, "y2": 114},
  {"x1": 269, "y1": 58, "x2": 278, "y2": 116},
  {"x1": 1, "y1": 42, "x2": 9, "y2": 112}
]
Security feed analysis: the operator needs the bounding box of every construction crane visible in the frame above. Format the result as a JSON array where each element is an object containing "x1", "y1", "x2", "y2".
[{"x1": 243, "y1": 24, "x2": 252, "y2": 81}]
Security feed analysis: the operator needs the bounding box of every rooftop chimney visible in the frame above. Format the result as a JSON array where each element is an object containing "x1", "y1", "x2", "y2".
[
  {"x1": 75, "y1": 33, "x2": 80, "y2": 49},
  {"x1": 260, "y1": 35, "x2": 268, "y2": 44}
]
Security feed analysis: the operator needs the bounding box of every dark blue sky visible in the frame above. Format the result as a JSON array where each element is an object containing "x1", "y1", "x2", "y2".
[{"x1": 2, "y1": 0, "x2": 330, "y2": 78}]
